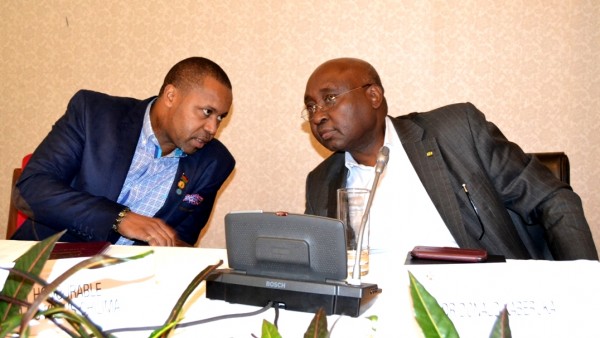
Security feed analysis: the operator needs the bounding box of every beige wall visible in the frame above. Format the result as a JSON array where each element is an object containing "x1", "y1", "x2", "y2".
[{"x1": 1, "y1": 1, "x2": 599, "y2": 255}]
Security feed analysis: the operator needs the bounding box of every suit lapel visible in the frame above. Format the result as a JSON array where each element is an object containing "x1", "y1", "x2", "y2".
[
  {"x1": 157, "y1": 158, "x2": 189, "y2": 216},
  {"x1": 391, "y1": 116, "x2": 471, "y2": 244},
  {"x1": 326, "y1": 158, "x2": 347, "y2": 219},
  {"x1": 108, "y1": 97, "x2": 152, "y2": 199}
]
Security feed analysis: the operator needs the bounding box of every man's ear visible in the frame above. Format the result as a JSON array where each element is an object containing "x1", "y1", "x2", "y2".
[
  {"x1": 162, "y1": 84, "x2": 177, "y2": 107},
  {"x1": 367, "y1": 84, "x2": 383, "y2": 109}
]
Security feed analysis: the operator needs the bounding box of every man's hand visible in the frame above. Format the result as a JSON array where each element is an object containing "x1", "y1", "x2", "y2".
[{"x1": 116, "y1": 212, "x2": 178, "y2": 246}]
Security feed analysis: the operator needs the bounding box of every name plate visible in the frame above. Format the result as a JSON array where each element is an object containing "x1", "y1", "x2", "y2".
[
  {"x1": 0, "y1": 262, "x2": 15, "y2": 290},
  {"x1": 406, "y1": 260, "x2": 600, "y2": 338},
  {"x1": 26, "y1": 253, "x2": 169, "y2": 334}
]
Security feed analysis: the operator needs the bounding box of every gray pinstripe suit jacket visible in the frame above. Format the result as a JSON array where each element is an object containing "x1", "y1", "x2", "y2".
[{"x1": 304, "y1": 102, "x2": 598, "y2": 260}]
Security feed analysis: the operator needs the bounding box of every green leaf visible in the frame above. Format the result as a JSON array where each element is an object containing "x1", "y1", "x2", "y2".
[
  {"x1": 149, "y1": 321, "x2": 179, "y2": 338},
  {"x1": 154, "y1": 260, "x2": 223, "y2": 338},
  {"x1": 365, "y1": 314, "x2": 378, "y2": 321},
  {"x1": 20, "y1": 250, "x2": 154, "y2": 333},
  {"x1": 409, "y1": 271, "x2": 460, "y2": 338},
  {"x1": 38, "y1": 307, "x2": 108, "y2": 338},
  {"x1": 261, "y1": 319, "x2": 282, "y2": 338},
  {"x1": 489, "y1": 306, "x2": 511, "y2": 338},
  {"x1": 0, "y1": 236, "x2": 150, "y2": 337},
  {"x1": 303, "y1": 307, "x2": 329, "y2": 338},
  {"x1": 0, "y1": 230, "x2": 64, "y2": 322},
  {"x1": 0, "y1": 312, "x2": 21, "y2": 337}
]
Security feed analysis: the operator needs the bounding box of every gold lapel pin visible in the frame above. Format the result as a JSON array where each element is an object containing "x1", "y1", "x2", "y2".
[{"x1": 426, "y1": 151, "x2": 433, "y2": 157}]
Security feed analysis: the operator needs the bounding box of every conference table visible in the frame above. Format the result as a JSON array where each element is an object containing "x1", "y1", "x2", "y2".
[{"x1": 2, "y1": 240, "x2": 600, "y2": 338}]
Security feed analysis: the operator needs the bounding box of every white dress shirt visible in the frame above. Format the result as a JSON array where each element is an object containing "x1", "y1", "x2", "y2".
[{"x1": 345, "y1": 116, "x2": 458, "y2": 257}]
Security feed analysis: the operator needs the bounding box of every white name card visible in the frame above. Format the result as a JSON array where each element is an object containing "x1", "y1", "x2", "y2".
[
  {"x1": 406, "y1": 260, "x2": 600, "y2": 338},
  {"x1": 26, "y1": 253, "x2": 168, "y2": 334}
]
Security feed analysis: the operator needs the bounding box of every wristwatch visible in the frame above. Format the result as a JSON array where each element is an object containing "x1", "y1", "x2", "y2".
[{"x1": 112, "y1": 207, "x2": 131, "y2": 233}]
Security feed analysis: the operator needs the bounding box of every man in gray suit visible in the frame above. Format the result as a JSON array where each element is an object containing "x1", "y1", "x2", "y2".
[{"x1": 302, "y1": 57, "x2": 597, "y2": 260}]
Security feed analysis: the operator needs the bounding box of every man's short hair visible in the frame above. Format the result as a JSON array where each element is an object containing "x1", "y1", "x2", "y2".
[{"x1": 159, "y1": 56, "x2": 232, "y2": 96}]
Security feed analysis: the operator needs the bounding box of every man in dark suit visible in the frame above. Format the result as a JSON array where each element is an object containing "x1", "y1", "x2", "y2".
[
  {"x1": 303, "y1": 57, "x2": 597, "y2": 260},
  {"x1": 11, "y1": 56, "x2": 235, "y2": 247}
]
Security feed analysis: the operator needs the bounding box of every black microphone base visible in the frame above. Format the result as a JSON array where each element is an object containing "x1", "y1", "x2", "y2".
[{"x1": 205, "y1": 269, "x2": 382, "y2": 317}]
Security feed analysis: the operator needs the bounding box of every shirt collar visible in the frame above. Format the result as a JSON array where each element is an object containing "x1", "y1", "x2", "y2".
[
  {"x1": 142, "y1": 99, "x2": 186, "y2": 159},
  {"x1": 344, "y1": 116, "x2": 395, "y2": 170}
]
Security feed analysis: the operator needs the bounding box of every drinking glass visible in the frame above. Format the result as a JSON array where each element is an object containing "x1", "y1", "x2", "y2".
[{"x1": 337, "y1": 188, "x2": 371, "y2": 278}]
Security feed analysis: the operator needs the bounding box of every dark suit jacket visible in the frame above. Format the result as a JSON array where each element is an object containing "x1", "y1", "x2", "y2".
[
  {"x1": 305, "y1": 103, "x2": 598, "y2": 260},
  {"x1": 11, "y1": 89, "x2": 235, "y2": 246}
]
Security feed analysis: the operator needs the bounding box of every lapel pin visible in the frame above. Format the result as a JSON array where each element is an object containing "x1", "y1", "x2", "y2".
[
  {"x1": 177, "y1": 173, "x2": 189, "y2": 191},
  {"x1": 426, "y1": 151, "x2": 433, "y2": 157}
]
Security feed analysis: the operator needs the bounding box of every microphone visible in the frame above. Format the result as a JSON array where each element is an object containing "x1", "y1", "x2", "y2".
[
  {"x1": 349, "y1": 146, "x2": 390, "y2": 284},
  {"x1": 375, "y1": 146, "x2": 390, "y2": 174}
]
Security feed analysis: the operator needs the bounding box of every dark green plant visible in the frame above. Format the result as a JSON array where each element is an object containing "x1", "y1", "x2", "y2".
[
  {"x1": 0, "y1": 233, "x2": 510, "y2": 338},
  {"x1": 302, "y1": 307, "x2": 329, "y2": 338},
  {"x1": 151, "y1": 260, "x2": 223, "y2": 338},
  {"x1": 262, "y1": 272, "x2": 512, "y2": 337},
  {"x1": 260, "y1": 319, "x2": 282, "y2": 338},
  {"x1": 409, "y1": 271, "x2": 511, "y2": 338},
  {"x1": 1, "y1": 231, "x2": 152, "y2": 337},
  {"x1": 409, "y1": 271, "x2": 460, "y2": 338},
  {"x1": 489, "y1": 305, "x2": 511, "y2": 338}
]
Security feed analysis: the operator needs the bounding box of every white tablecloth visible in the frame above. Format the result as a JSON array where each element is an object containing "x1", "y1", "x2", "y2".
[{"x1": 2, "y1": 240, "x2": 600, "y2": 338}]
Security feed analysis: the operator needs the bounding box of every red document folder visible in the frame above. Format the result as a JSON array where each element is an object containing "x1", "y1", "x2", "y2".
[{"x1": 49, "y1": 242, "x2": 111, "y2": 260}]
